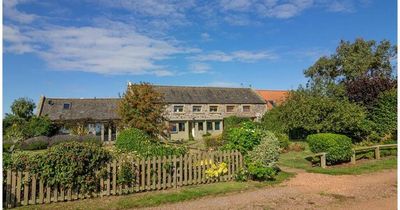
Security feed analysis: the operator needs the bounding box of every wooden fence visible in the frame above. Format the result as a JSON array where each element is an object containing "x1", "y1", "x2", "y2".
[
  {"x1": 3, "y1": 150, "x2": 243, "y2": 208},
  {"x1": 311, "y1": 144, "x2": 397, "y2": 168}
]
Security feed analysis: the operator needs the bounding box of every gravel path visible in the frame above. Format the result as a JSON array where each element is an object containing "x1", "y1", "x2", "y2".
[{"x1": 142, "y1": 168, "x2": 397, "y2": 210}]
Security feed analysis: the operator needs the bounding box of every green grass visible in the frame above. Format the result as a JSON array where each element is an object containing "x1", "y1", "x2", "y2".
[
  {"x1": 18, "y1": 172, "x2": 294, "y2": 210},
  {"x1": 279, "y1": 142, "x2": 397, "y2": 175}
]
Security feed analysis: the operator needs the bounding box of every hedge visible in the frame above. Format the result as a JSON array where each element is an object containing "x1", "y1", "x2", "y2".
[{"x1": 307, "y1": 133, "x2": 353, "y2": 164}]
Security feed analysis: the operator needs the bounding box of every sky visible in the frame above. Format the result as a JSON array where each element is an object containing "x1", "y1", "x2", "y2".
[{"x1": 3, "y1": 0, "x2": 397, "y2": 114}]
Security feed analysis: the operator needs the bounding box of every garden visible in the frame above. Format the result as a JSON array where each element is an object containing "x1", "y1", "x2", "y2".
[{"x1": 3, "y1": 38, "x2": 398, "y2": 208}]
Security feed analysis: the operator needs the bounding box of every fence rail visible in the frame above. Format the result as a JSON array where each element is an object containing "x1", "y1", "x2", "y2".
[
  {"x1": 310, "y1": 144, "x2": 397, "y2": 168},
  {"x1": 3, "y1": 150, "x2": 243, "y2": 209}
]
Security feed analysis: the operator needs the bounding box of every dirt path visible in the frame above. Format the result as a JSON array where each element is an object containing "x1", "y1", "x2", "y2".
[{"x1": 143, "y1": 168, "x2": 397, "y2": 210}]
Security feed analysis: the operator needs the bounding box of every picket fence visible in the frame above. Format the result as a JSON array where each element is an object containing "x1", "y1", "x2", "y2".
[{"x1": 3, "y1": 150, "x2": 243, "y2": 208}]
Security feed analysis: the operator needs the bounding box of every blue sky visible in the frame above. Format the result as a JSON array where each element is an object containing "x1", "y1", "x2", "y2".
[{"x1": 3, "y1": 0, "x2": 397, "y2": 114}]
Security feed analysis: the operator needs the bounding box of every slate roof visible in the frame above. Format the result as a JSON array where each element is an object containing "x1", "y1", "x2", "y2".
[
  {"x1": 154, "y1": 86, "x2": 265, "y2": 104},
  {"x1": 38, "y1": 85, "x2": 266, "y2": 121}
]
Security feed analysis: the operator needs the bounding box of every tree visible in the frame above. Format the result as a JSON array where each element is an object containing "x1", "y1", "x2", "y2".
[
  {"x1": 304, "y1": 39, "x2": 397, "y2": 100},
  {"x1": 117, "y1": 82, "x2": 166, "y2": 137},
  {"x1": 345, "y1": 76, "x2": 396, "y2": 109},
  {"x1": 305, "y1": 39, "x2": 396, "y2": 83},
  {"x1": 10, "y1": 97, "x2": 36, "y2": 119},
  {"x1": 262, "y1": 89, "x2": 368, "y2": 140},
  {"x1": 368, "y1": 89, "x2": 397, "y2": 140}
]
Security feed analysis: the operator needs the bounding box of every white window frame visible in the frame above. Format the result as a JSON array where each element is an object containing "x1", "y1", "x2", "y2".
[{"x1": 173, "y1": 105, "x2": 184, "y2": 113}]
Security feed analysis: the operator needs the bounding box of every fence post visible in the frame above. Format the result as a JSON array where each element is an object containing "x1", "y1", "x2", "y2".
[
  {"x1": 10, "y1": 171, "x2": 17, "y2": 207},
  {"x1": 16, "y1": 171, "x2": 22, "y2": 206},
  {"x1": 31, "y1": 175, "x2": 37, "y2": 204},
  {"x1": 375, "y1": 146, "x2": 381, "y2": 160},
  {"x1": 6, "y1": 170, "x2": 12, "y2": 208},
  {"x1": 351, "y1": 150, "x2": 356, "y2": 164},
  {"x1": 112, "y1": 161, "x2": 117, "y2": 195},
  {"x1": 321, "y1": 153, "x2": 326, "y2": 168}
]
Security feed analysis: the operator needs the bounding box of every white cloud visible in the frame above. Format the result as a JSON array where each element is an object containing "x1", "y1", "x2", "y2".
[
  {"x1": 4, "y1": 0, "x2": 37, "y2": 23},
  {"x1": 200, "y1": 32, "x2": 211, "y2": 41},
  {"x1": 189, "y1": 62, "x2": 211, "y2": 74},
  {"x1": 3, "y1": 25, "x2": 35, "y2": 53},
  {"x1": 4, "y1": 23, "x2": 192, "y2": 76},
  {"x1": 193, "y1": 50, "x2": 277, "y2": 62}
]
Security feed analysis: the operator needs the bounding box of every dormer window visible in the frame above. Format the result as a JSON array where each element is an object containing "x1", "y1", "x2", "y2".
[
  {"x1": 243, "y1": 105, "x2": 250, "y2": 112},
  {"x1": 63, "y1": 103, "x2": 71, "y2": 110}
]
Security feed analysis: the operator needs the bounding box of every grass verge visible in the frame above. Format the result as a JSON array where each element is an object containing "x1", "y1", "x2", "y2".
[
  {"x1": 18, "y1": 172, "x2": 294, "y2": 210},
  {"x1": 279, "y1": 142, "x2": 397, "y2": 175}
]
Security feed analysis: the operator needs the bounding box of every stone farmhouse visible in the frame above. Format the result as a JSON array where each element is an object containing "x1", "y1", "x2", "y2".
[{"x1": 37, "y1": 85, "x2": 268, "y2": 142}]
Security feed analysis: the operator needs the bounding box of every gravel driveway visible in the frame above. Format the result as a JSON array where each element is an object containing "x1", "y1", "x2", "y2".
[{"x1": 142, "y1": 168, "x2": 397, "y2": 210}]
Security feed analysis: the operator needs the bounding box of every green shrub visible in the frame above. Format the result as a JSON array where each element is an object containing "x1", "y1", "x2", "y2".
[
  {"x1": 234, "y1": 168, "x2": 248, "y2": 182},
  {"x1": 307, "y1": 133, "x2": 353, "y2": 164},
  {"x1": 247, "y1": 132, "x2": 280, "y2": 168},
  {"x1": 7, "y1": 142, "x2": 112, "y2": 192},
  {"x1": 222, "y1": 121, "x2": 264, "y2": 155},
  {"x1": 116, "y1": 128, "x2": 187, "y2": 158},
  {"x1": 204, "y1": 134, "x2": 224, "y2": 149},
  {"x1": 20, "y1": 136, "x2": 49, "y2": 150},
  {"x1": 274, "y1": 133, "x2": 290, "y2": 151},
  {"x1": 247, "y1": 162, "x2": 277, "y2": 181},
  {"x1": 222, "y1": 116, "x2": 251, "y2": 140},
  {"x1": 23, "y1": 116, "x2": 54, "y2": 138}
]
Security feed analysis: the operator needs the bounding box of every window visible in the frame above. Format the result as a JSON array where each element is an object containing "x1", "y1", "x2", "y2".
[
  {"x1": 215, "y1": 121, "x2": 221, "y2": 130},
  {"x1": 174, "y1": 105, "x2": 184, "y2": 113},
  {"x1": 243, "y1": 105, "x2": 250, "y2": 112},
  {"x1": 193, "y1": 106, "x2": 202, "y2": 112},
  {"x1": 63, "y1": 103, "x2": 71, "y2": 110},
  {"x1": 170, "y1": 123, "x2": 177, "y2": 133},
  {"x1": 209, "y1": 106, "x2": 218, "y2": 112},
  {"x1": 178, "y1": 122, "x2": 185, "y2": 131},
  {"x1": 207, "y1": 122, "x2": 213, "y2": 130},
  {"x1": 226, "y1": 105, "x2": 235, "y2": 112},
  {"x1": 198, "y1": 122, "x2": 203, "y2": 131}
]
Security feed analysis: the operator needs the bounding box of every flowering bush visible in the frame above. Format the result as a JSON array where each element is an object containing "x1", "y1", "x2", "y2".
[
  {"x1": 222, "y1": 121, "x2": 265, "y2": 155},
  {"x1": 205, "y1": 162, "x2": 228, "y2": 178}
]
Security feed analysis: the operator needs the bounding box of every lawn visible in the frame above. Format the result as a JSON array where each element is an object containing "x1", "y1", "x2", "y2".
[
  {"x1": 279, "y1": 142, "x2": 397, "y2": 175},
  {"x1": 17, "y1": 172, "x2": 294, "y2": 210}
]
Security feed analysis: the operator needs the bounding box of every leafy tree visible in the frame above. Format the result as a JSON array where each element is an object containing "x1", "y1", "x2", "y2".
[
  {"x1": 304, "y1": 39, "x2": 396, "y2": 101},
  {"x1": 23, "y1": 116, "x2": 54, "y2": 138},
  {"x1": 10, "y1": 97, "x2": 36, "y2": 119},
  {"x1": 368, "y1": 89, "x2": 397, "y2": 139},
  {"x1": 117, "y1": 82, "x2": 166, "y2": 136},
  {"x1": 345, "y1": 76, "x2": 396, "y2": 109},
  {"x1": 262, "y1": 89, "x2": 368, "y2": 140},
  {"x1": 305, "y1": 39, "x2": 396, "y2": 84}
]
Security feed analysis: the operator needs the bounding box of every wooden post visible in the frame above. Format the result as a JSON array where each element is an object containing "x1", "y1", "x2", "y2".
[
  {"x1": 167, "y1": 155, "x2": 172, "y2": 188},
  {"x1": 351, "y1": 150, "x2": 356, "y2": 164},
  {"x1": 46, "y1": 185, "x2": 51, "y2": 203},
  {"x1": 375, "y1": 146, "x2": 381, "y2": 160},
  {"x1": 152, "y1": 156, "x2": 157, "y2": 190},
  {"x1": 23, "y1": 172, "x2": 29, "y2": 205},
  {"x1": 321, "y1": 153, "x2": 326, "y2": 168},
  {"x1": 16, "y1": 172, "x2": 22, "y2": 206},
  {"x1": 11, "y1": 171, "x2": 16, "y2": 208},
  {"x1": 157, "y1": 157, "x2": 162, "y2": 190},
  {"x1": 115, "y1": 127, "x2": 119, "y2": 139},
  {"x1": 173, "y1": 155, "x2": 177, "y2": 188},
  {"x1": 112, "y1": 161, "x2": 117, "y2": 195},
  {"x1": 101, "y1": 123, "x2": 105, "y2": 142},
  {"x1": 162, "y1": 156, "x2": 167, "y2": 189},
  {"x1": 188, "y1": 154, "x2": 192, "y2": 184},
  {"x1": 106, "y1": 163, "x2": 111, "y2": 196},
  {"x1": 193, "y1": 154, "x2": 197, "y2": 185},
  {"x1": 39, "y1": 179, "x2": 44, "y2": 204},
  {"x1": 141, "y1": 159, "x2": 145, "y2": 191},
  {"x1": 31, "y1": 175, "x2": 37, "y2": 204},
  {"x1": 183, "y1": 154, "x2": 188, "y2": 185},
  {"x1": 147, "y1": 158, "x2": 151, "y2": 190},
  {"x1": 178, "y1": 155, "x2": 183, "y2": 187},
  {"x1": 6, "y1": 170, "x2": 12, "y2": 208}
]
